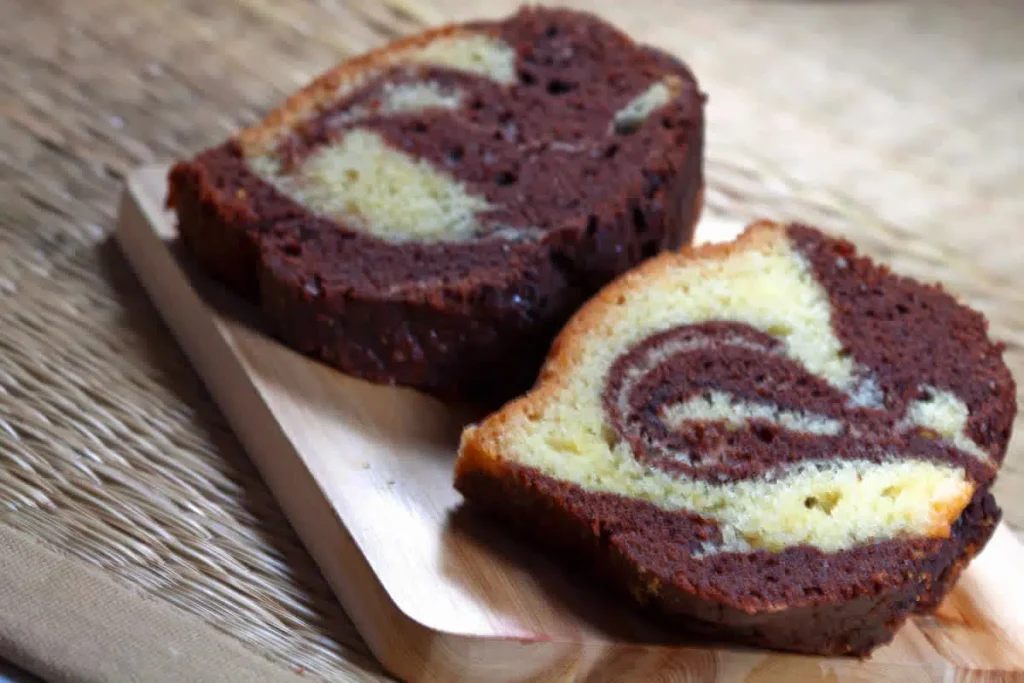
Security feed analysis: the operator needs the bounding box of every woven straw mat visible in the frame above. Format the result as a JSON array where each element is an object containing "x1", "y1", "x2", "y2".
[{"x1": 1, "y1": 0, "x2": 1022, "y2": 680}]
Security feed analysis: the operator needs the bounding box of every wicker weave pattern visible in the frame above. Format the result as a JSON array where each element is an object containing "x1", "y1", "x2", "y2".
[{"x1": 0, "y1": 0, "x2": 1021, "y2": 679}]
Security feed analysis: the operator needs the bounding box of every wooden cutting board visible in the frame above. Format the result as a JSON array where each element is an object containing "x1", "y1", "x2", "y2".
[{"x1": 116, "y1": 165, "x2": 1024, "y2": 682}]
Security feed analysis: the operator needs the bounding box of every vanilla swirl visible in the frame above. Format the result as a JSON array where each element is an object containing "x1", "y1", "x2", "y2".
[{"x1": 603, "y1": 321, "x2": 991, "y2": 485}]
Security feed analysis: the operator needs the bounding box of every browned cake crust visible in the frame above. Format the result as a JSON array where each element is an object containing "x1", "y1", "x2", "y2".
[
  {"x1": 167, "y1": 7, "x2": 705, "y2": 403},
  {"x1": 455, "y1": 222, "x2": 1016, "y2": 655}
]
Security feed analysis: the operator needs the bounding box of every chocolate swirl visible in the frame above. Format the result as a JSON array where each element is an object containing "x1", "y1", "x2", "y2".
[
  {"x1": 259, "y1": 14, "x2": 701, "y2": 242},
  {"x1": 603, "y1": 321, "x2": 995, "y2": 484}
]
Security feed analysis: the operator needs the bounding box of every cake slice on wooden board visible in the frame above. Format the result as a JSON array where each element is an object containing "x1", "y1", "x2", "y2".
[
  {"x1": 455, "y1": 221, "x2": 1016, "y2": 655},
  {"x1": 167, "y1": 6, "x2": 705, "y2": 404}
]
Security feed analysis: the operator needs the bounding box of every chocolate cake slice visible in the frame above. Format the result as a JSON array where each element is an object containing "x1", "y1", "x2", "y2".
[
  {"x1": 455, "y1": 222, "x2": 1016, "y2": 655},
  {"x1": 167, "y1": 7, "x2": 705, "y2": 403}
]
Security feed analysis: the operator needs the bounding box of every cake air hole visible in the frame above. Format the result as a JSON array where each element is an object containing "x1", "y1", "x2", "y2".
[{"x1": 804, "y1": 490, "x2": 841, "y2": 514}]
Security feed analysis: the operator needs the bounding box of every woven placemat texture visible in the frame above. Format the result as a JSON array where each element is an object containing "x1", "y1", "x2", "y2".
[{"x1": 1, "y1": 0, "x2": 1022, "y2": 680}]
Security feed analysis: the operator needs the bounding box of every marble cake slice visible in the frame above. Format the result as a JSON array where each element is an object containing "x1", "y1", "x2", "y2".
[
  {"x1": 455, "y1": 221, "x2": 1015, "y2": 655},
  {"x1": 167, "y1": 6, "x2": 705, "y2": 403}
]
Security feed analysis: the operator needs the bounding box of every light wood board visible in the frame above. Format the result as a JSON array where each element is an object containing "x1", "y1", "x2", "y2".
[{"x1": 116, "y1": 165, "x2": 1024, "y2": 682}]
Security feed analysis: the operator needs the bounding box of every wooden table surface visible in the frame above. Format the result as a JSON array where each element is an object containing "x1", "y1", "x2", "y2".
[{"x1": 2, "y1": 1, "x2": 1022, "y2": 681}]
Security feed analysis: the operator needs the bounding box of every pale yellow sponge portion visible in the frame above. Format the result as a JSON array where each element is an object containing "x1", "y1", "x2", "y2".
[
  {"x1": 250, "y1": 129, "x2": 491, "y2": 242},
  {"x1": 612, "y1": 76, "x2": 680, "y2": 133},
  {"x1": 377, "y1": 81, "x2": 463, "y2": 115},
  {"x1": 694, "y1": 460, "x2": 973, "y2": 553},
  {"x1": 407, "y1": 34, "x2": 518, "y2": 84},
  {"x1": 459, "y1": 224, "x2": 979, "y2": 554},
  {"x1": 551, "y1": 216, "x2": 859, "y2": 395},
  {"x1": 241, "y1": 31, "x2": 515, "y2": 242},
  {"x1": 662, "y1": 391, "x2": 844, "y2": 437},
  {"x1": 905, "y1": 387, "x2": 988, "y2": 460},
  {"x1": 283, "y1": 81, "x2": 464, "y2": 134}
]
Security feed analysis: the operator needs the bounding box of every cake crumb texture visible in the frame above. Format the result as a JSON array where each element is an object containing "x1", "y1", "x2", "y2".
[
  {"x1": 168, "y1": 6, "x2": 705, "y2": 402},
  {"x1": 456, "y1": 221, "x2": 1015, "y2": 655}
]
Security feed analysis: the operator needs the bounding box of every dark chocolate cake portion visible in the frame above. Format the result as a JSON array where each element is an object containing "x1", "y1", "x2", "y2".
[
  {"x1": 456, "y1": 221, "x2": 1015, "y2": 655},
  {"x1": 167, "y1": 7, "x2": 705, "y2": 402}
]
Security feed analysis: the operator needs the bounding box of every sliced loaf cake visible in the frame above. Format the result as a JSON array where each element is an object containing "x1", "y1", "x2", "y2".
[
  {"x1": 167, "y1": 7, "x2": 705, "y2": 403},
  {"x1": 456, "y1": 222, "x2": 1015, "y2": 655}
]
